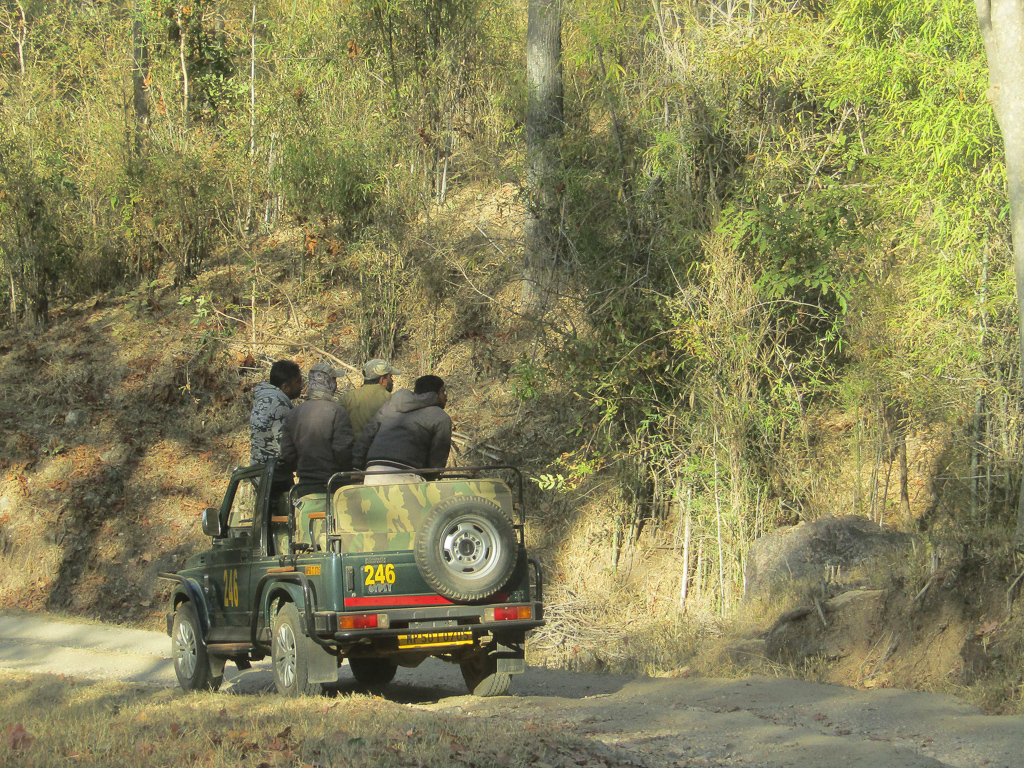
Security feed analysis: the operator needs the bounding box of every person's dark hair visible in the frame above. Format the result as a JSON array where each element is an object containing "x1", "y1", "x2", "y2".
[
  {"x1": 414, "y1": 375, "x2": 445, "y2": 395},
  {"x1": 364, "y1": 376, "x2": 382, "y2": 385},
  {"x1": 269, "y1": 360, "x2": 301, "y2": 388}
]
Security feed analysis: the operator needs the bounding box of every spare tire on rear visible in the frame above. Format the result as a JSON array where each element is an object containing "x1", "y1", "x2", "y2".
[{"x1": 414, "y1": 496, "x2": 517, "y2": 602}]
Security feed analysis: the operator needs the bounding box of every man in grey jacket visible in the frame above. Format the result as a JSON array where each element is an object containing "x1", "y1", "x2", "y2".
[
  {"x1": 279, "y1": 362, "x2": 355, "y2": 489},
  {"x1": 354, "y1": 375, "x2": 452, "y2": 485},
  {"x1": 249, "y1": 359, "x2": 302, "y2": 468}
]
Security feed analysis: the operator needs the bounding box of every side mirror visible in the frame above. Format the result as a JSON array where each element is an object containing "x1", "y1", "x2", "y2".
[{"x1": 202, "y1": 507, "x2": 225, "y2": 538}]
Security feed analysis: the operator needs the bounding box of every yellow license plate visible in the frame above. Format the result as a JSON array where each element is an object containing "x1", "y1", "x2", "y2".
[{"x1": 397, "y1": 630, "x2": 473, "y2": 649}]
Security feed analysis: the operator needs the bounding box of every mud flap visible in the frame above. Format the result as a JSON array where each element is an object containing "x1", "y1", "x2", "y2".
[
  {"x1": 496, "y1": 656, "x2": 525, "y2": 674},
  {"x1": 305, "y1": 637, "x2": 339, "y2": 684},
  {"x1": 493, "y1": 639, "x2": 525, "y2": 675},
  {"x1": 208, "y1": 654, "x2": 227, "y2": 679}
]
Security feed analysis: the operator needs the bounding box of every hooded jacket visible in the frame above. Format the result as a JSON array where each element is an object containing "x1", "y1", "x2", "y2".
[
  {"x1": 249, "y1": 382, "x2": 294, "y2": 466},
  {"x1": 279, "y1": 385, "x2": 354, "y2": 487},
  {"x1": 353, "y1": 389, "x2": 452, "y2": 478}
]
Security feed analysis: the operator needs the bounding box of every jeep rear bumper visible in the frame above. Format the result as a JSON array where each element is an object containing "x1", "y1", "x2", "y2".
[{"x1": 313, "y1": 600, "x2": 544, "y2": 643}]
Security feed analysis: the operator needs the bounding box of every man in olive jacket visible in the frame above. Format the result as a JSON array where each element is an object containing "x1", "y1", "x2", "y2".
[
  {"x1": 279, "y1": 362, "x2": 354, "y2": 489},
  {"x1": 338, "y1": 358, "x2": 398, "y2": 435},
  {"x1": 353, "y1": 375, "x2": 451, "y2": 484}
]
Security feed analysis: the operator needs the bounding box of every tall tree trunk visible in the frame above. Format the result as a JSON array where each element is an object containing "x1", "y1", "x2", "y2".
[
  {"x1": 975, "y1": 0, "x2": 1024, "y2": 547},
  {"x1": 679, "y1": 485, "x2": 691, "y2": 610},
  {"x1": 247, "y1": 1, "x2": 257, "y2": 230},
  {"x1": 899, "y1": 432, "x2": 910, "y2": 519},
  {"x1": 8, "y1": 269, "x2": 17, "y2": 324},
  {"x1": 178, "y1": 10, "x2": 190, "y2": 127},
  {"x1": 523, "y1": 0, "x2": 563, "y2": 314},
  {"x1": 131, "y1": 9, "x2": 150, "y2": 156},
  {"x1": 14, "y1": 1, "x2": 26, "y2": 74}
]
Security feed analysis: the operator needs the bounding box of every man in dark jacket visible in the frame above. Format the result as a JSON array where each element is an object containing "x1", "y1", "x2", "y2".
[
  {"x1": 280, "y1": 362, "x2": 354, "y2": 489},
  {"x1": 354, "y1": 375, "x2": 452, "y2": 484}
]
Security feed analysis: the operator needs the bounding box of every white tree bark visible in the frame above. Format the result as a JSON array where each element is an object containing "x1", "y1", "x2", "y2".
[
  {"x1": 975, "y1": 0, "x2": 1024, "y2": 545},
  {"x1": 178, "y1": 10, "x2": 189, "y2": 126}
]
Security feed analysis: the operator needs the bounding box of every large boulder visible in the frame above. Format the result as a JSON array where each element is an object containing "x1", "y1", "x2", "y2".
[{"x1": 745, "y1": 515, "x2": 915, "y2": 601}]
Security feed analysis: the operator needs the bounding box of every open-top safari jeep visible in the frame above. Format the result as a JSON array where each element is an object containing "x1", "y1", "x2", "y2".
[{"x1": 159, "y1": 460, "x2": 544, "y2": 697}]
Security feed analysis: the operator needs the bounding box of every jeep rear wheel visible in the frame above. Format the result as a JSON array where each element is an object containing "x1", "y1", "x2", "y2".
[
  {"x1": 460, "y1": 651, "x2": 511, "y2": 697},
  {"x1": 414, "y1": 496, "x2": 517, "y2": 602},
  {"x1": 271, "y1": 603, "x2": 320, "y2": 697},
  {"x1": 348, "y1": 657, "x2": 398, "y2": 690},
  {"x1": 172, "y1": 602, "x2": 222, "y2": 692}
]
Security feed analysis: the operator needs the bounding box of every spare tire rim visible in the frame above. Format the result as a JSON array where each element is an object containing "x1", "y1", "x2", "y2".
[{"x1": 440, "y1": 517, "x2": 502, "y2": 581}]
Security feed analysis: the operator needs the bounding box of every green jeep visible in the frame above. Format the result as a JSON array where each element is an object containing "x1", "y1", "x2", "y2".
[{"x1": 159, "y1": 460, "x2": 544, "y2": 697}]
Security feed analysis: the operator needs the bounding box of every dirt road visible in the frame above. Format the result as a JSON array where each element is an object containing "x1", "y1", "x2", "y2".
[{"x1": 0, "y1": 614, "x2": 1020, "y2": 768}]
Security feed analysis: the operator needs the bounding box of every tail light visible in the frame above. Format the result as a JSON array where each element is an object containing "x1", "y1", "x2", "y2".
[
  {"x1": 338, "y1": 613, "x2": 389, "y2": 630},
  {"x1": 484, "y1": 605, "x2": 532, "y2": 622}
]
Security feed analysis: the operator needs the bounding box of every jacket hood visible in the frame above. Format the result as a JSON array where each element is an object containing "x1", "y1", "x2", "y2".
[
  {"x1": 254, "y1": 381, "x2": 292, "y2": 406},
  {"x1": 390, "y1": 388, "x2": 440, "y2": 413},
  {"x1": 306, "y1": 370, "x2": 338, "y2": 400}
]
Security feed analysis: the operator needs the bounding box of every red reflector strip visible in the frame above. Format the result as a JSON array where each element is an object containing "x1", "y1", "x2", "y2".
[{"x1": 345, "y1": 594, "x2": 453, "y2": 608}]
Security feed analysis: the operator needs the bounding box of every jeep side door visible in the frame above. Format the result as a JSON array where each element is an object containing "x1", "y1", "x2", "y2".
[{"x1": 204, "y1": 466, "x2": 267, "y2": 642}]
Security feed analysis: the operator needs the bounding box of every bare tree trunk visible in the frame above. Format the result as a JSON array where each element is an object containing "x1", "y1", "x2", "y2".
[
  {"x1": 13, "y1": 1, "x2": 26, "y2": 74},
  {"x1": 131, "y1": 8, "x2": 150, "y2": 156},
  {"x1": 21, "y1": 252, "x2": 47, "y2": 330},
  {"x1": 178, "y1": 11, "x2": 190, "y2": 127},
  {"x1": 899, "y1": 433, "x2": 910, "y2": 518},
  {"x1": 972, "y1": 390, "x2": 984, "y2": 521},
  {"x1": 975, "y1": 0, "x2": 1024, "y2": 547},
  {"x1": 8, "y1": 269, "x2": 16, "y2": 323},
  {"x1": 247, "y1": 1, "x2": 257, "y2": 230},
  {"x1": 694, "y1": 542, "x2": 704, "y2": 599},
  {"x1": 714, "y1": 430, "x2": 726, "y2": 616},
  {"x1": 680, "y1": 487, "x2": 691, "y2": 611},
  {"x1": 523, "y1": 0, "x2": 563, "y2": 314}
]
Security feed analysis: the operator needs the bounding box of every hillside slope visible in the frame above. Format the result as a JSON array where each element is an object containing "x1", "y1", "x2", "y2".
[{"x1": 1, "y1": 214, "x2": 1023, "y2": 713}]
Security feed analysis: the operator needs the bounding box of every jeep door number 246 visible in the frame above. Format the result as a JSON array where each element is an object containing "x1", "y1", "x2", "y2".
[{"x1": 223, "y1": 569, "x2": 240, "y2": 608}]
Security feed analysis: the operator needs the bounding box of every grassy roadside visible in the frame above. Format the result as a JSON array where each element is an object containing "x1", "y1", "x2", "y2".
[{"x1": 0, "y1": 671, "x2": 610, "y2": 768}]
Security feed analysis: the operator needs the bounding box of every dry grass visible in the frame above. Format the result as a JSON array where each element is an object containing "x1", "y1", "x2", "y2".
[
  {"x1": 0, "y1": 671, "x2": 609, "y2": 768},
  {"x1": 527, "y1": 490, "x2": 740, "y2": 676}
]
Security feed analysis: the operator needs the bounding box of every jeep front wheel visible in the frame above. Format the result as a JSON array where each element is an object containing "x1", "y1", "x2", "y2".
[
  {"x1": 271, "y1": 603, "x2": 320, "y2": 697},
  {"x1": 172, "y1": 602, "x2": 222, "y2": 692},
  {"x1": 414, "y1": 496, "x2": 517, "y2": 602}
]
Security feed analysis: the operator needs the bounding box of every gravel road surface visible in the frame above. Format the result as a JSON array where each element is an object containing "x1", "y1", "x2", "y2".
[{"x1": 0, "y1": 613, "x2": 1021, "y2": 768}]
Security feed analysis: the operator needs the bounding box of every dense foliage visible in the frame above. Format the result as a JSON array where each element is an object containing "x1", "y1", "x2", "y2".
[{"x1": 0, "y1": 0, "x2": 1015, "y2": 612}]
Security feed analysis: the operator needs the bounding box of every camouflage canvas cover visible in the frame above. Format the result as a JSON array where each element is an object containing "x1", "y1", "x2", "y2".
[{"x1": 331, "y1": 479, "x2": 514, "y2": 554}]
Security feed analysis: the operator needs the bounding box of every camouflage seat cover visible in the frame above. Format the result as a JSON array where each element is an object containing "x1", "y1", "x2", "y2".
[
  {"x1": 270, "y1": 492, "x2": 292, "y2": 556},
  {"x1": 330, "y1": 479, "x2": 514, "y2": 554},
  {"x1": 294, "y1": 493, "x2": 328, "y2": 551}
]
